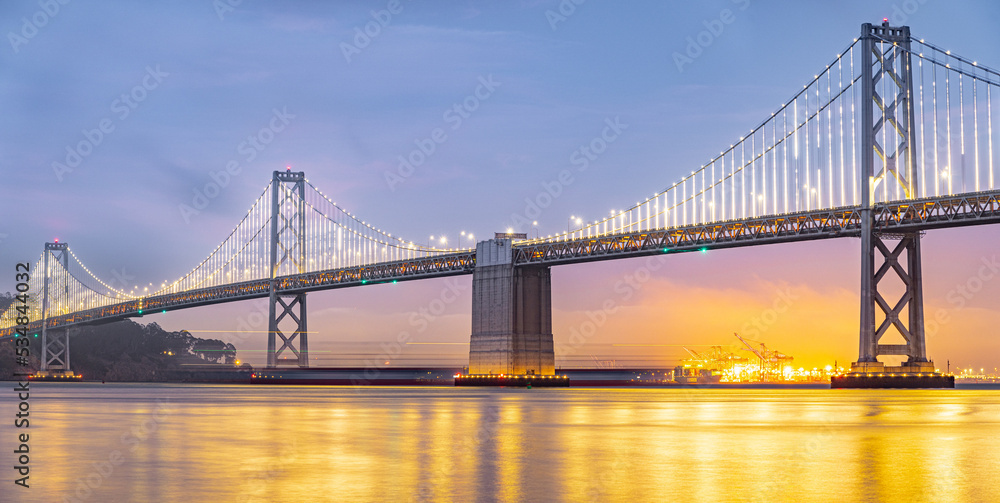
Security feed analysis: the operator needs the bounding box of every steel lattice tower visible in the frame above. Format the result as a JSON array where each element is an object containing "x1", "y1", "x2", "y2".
[
  {"x1": 855, "y1": 22, "x2": 930, "y2": 371},
  {"x1": 266, "y1": 170, "x2": 309, "y2": 368},
  {"x1": 40, "y1": 241, "x2": 73, "y2": 373}
]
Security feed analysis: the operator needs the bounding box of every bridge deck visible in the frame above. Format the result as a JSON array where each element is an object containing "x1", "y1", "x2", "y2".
[{"x1": 3, "y1": 190, "x2": 998, "y2": 339}]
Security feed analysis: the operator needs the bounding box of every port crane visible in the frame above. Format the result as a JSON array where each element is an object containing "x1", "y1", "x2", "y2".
[{"x1": 734, "y1": 332, "x2": 793, "y2": 381}]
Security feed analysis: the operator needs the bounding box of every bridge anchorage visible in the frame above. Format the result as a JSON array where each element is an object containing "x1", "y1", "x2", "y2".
[{"x1": 459, "y1": 238, "x2": 570, "y2": 387}]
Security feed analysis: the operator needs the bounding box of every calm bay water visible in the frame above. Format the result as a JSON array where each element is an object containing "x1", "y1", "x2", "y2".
[{"x1": 3, "y1": 383, "x2": 1000, "y2": 502}]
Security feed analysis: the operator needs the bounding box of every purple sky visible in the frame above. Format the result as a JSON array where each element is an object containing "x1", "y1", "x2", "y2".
[{"x1": 2, "y1": 1, "x2": 999, "y2": 370}]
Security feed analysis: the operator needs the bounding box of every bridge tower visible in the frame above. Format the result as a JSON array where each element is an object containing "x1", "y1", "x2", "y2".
[
  {"x1": 468, "y1": 239, "x2": 555, "y2": 376},
  {"x1": 39, "y1": 241, "x2": 76, "y2": 377},
  {"x1": 841, "y1": 22, "x2": 949, "y2": 387},
  {"x1": 266, "y1": 169, "x2": 309, "y2": 368}
]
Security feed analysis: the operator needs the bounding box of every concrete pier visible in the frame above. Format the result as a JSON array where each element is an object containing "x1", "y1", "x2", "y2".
[{"x1": 469, "y1": 239, "x2": 555, "y2": 375}]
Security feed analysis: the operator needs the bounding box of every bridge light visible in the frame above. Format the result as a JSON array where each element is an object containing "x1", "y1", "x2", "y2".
[{"x1": 699, "y1": 247, "x2": 708, "y2": 254}]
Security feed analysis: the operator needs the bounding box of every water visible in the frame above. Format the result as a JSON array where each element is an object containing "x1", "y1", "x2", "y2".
[{"x1": 2, "y1": 383, "x2": 999, "y2": 502}]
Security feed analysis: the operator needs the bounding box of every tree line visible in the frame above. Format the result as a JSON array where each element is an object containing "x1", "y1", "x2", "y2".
[{"x1": 0, "y1": 314, "x2": 239, "y2": 381}]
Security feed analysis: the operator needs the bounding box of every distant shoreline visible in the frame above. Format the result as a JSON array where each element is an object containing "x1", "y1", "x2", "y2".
[{"x1": 10, "y1": 381, "x2": 1000, "y2": 390}]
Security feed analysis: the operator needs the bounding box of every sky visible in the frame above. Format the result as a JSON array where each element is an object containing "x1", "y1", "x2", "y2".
[{"x1": 1, "y1": 0, "x2": 999, "y2": 371}]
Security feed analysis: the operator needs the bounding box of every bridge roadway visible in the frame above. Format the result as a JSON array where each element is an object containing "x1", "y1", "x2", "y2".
[{"x1": 3, "y1": 190, "x2": 999, "y2": 340}]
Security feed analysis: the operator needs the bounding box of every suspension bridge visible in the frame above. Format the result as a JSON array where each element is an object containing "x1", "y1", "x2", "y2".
[{"x1": 3, "y1": 23, "x2": 1000, "y2": 386}]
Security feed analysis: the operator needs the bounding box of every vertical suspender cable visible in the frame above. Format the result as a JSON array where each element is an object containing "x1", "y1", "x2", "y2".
[
  {"x1": 805, "y1": 90, "x2": 811, "y2": 210},
  {"x1": 933, "y1": 62, "x2": 940, "y2": 197},
  {"x1": 973, "y1": 73, "x2": 980, "y2": 192},
  {"x1": 827, "y1": 67, "x2": 834, "y2": 208},
  {"x1": 988, "y1": 83, "x2": 994, "y2": 191},
  {"x1": 783, "y1": 106, "x2": 789, "y2": 213},
  {"x1": 919, "y1": 57, "x2": 927, "y2": 198},
  {"x1": 960, "y1": 66, "x2": 966, "y2": 193},
  {"x1": 946, "y1": 62, "x2": 953, "y2": 196},
  {"x1": 741, "y1": 140, "x2": 746, "y2": 218}
]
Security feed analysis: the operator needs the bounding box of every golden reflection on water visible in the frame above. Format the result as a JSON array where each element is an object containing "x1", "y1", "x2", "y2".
[{"x1": 8, "y1": 384, "x2": 1000, "y2": 502}]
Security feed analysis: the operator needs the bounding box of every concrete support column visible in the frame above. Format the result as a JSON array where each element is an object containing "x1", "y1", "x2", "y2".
[{"x1": 469, "y1": 239, "x2": 554, "y2": 375}]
